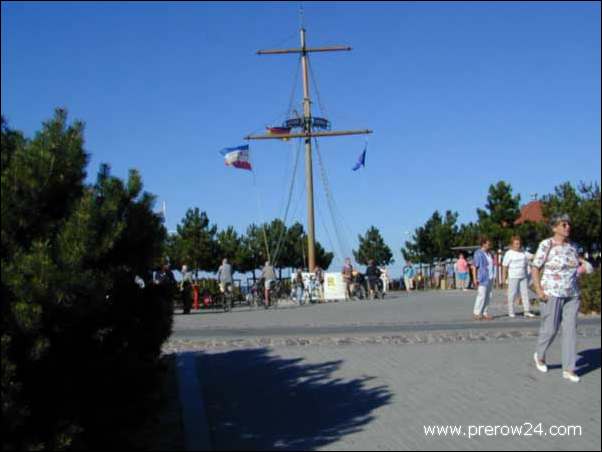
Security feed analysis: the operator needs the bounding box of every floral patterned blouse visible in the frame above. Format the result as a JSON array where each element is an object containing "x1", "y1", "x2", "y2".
[{"x1": 532, "y1": 238, "x2": 580, "y2": 298}]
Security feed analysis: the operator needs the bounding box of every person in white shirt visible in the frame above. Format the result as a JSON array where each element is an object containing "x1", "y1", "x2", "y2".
[
  {"x1": 502, "y1": 236, "x2": 536, "y2": 318},
  {"x1": 379, "y1": 267, "x2": 390, "y2": 294}
]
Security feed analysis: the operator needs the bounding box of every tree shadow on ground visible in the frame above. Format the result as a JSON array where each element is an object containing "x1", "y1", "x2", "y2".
[
  {"x1": 576, "y1": 348, "x2": 601, "y2": 376},
  {"x1": 197, "y1": 348, "x2": 392, "y2": 451}
]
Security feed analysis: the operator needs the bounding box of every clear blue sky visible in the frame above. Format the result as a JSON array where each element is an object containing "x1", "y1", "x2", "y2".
[{"x1": 2, "y1": 1, "x2": 600, "y2": 275}]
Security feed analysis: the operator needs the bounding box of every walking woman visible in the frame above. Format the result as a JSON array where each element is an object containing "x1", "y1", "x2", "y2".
[
  {"x1": 532, "y1": 214, "x2": 581, "y2": 382},
  {"x1": 455, "y1": 253, "x2": 469, "y2": 291},
  {"x1": 472, "y1": 237, "x2": 495, "y2": 320},
  {"x1": 502, "y1": 236, "x2": 536, "y2": 318}
]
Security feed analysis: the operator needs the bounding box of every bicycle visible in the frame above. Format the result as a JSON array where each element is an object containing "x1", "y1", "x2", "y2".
[
  {"x1": 252, "y1": 278, "x2": 279, "y2": 310},
  {"x1": 367, "y1": 277, "x2": 384, "y2": 300},
  {"x1": 219, "y1": 282, "x2": 234, "y2": 312},
  {"x1": 350, "y1": 278, "x2": 367, "y2": 300}
]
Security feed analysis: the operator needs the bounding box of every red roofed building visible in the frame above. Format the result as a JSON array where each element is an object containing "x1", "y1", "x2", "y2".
[{"x1": 515, "y1": 200, "x2": 544, "y2": 225}]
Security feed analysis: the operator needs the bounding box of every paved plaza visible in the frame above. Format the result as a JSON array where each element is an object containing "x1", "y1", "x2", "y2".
[{"x1": 164, "y1": 289, "x2": 601, "y2": 451}]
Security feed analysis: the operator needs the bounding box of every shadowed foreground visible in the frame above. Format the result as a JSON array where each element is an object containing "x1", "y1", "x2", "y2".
[{"x1": 197, "y1": 348, "x2": 392, "y2": 450}]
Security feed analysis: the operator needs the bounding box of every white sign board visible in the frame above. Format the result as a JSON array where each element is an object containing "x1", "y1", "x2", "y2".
[{"x1": 323, "y1": 272, "x2": 346, "y2": 301}]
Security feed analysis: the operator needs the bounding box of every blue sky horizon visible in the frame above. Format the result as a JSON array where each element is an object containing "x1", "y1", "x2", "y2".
[{"x1": 2, "y1": 1, "x2": 600, "y2": 276}]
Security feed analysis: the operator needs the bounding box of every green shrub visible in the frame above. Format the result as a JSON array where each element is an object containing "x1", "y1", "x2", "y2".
[
  {"x1": 579, "y1": 268, "x2": 601, "y2": 314},
  {"x1": 1, "y1": 111, "x2": 172, "y2": 450}
]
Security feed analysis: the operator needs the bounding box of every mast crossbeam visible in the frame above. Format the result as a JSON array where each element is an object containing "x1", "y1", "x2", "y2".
[{"x1": 245, "y1": 130, "x2": 373, "y2": 140}]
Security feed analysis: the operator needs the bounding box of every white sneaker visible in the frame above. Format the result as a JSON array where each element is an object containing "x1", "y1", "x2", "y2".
[
  {"x1": 509, "y1": 313, "x2": 516, "y2": 318},
  {"x1": 562, "y1": 371, "x2": 580, "y2": 383},
  {"x1": 533, "y1": 353, "x2": 548, "y2": 373},
  {"x1": 524, "y1": 312, "x2": 537, "y2": 318}
]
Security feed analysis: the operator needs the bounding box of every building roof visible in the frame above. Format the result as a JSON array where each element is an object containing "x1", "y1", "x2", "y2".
[{"x1": 515, "y1": 200, "x2": 544, "y2": 225}]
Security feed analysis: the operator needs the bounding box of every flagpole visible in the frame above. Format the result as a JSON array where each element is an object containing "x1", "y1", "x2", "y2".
[
  {"x1": 249, "y1": 22, "x2": 372, "y2": 271},
  {"x1": 299, "y1": 27, "x2": 318, "y2": 271}
]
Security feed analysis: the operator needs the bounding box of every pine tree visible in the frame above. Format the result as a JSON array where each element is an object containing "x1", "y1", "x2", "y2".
[
  {"x1": 315, "y1": 241, "x2": 334, "y2": 270},
  {"x1": 238, "y1": 224, "x2": 265, "y2": 281},
  {"x1": 174, "y1": 208, "x2": 220, "y2": 276},
  {"x1": 402, "y1": 211, "x2": 459, "y2": 263},
  {"x1": 1, "y1": 110, "x2": 171, "y2": 450},
  {"x1": 217, "y1": 226, "x2": 243, "y2": 269},
  {"x1": 542, "y1": 181, "x2": 601, "y2": 254},
  {"x1": 354, "y1": 226, "x2": 394, "y2": 266},
  {"x1": 477, "y1": 181, "x2": 521, "y2": 249}
]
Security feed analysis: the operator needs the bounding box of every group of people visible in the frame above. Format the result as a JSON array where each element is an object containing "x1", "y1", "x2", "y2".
[
  {"x1": 253, "y1": 257, "x2": 393, "y2": 305},
  {"x1": 341, "y1": 258, "x2": 390, "y2": 300},
  {"x1": 152, "y1": 259, "x2": 235, "y2": 314},
  {"x1": 470, "y1": 213, "x2": 593, "y2": 383},
  {"x1": 289, "y1": 258, "x2": 391, "y2": 304},
  {"x1": 157, "y1": 212, "x2": 594, "y2": 383},
  {"x1": 261, "y1": 260, "x2": 327, "y2": 306},
  {"x1": 401, "y1": 254, "x2": 472, "y2": 293}
]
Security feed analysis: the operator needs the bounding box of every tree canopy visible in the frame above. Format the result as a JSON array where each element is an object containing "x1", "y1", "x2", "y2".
[
  {"x1": 402, "y1": 180, "x2": 600, "y2": 262},
  {"x1": 541, "y1": 182, "x2": 601, "y2": 254},
  {"x1": 353, "y1": 226, "x2": 394, "y2": 266},
  {"x1": 2, "y1": 110, "x2": 171, "y2": 450},
  {"x1": 402, "y1": 211, "x2": 459, "y2": 263}
]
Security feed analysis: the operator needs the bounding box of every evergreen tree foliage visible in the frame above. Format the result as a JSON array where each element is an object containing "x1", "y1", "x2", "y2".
[
  {"x1": 284, "y1": 222, "x2": 306, "y2": 269},
  {"x1": 402, "y1": 211, "x2": 459, "y2": 263},
  {"x1": 238, "y1": 223, "x2": 265, "y2": 280},
  {"x1": 515, "y1": 220, "x2": 550, "y2": 253},
  {"x1": 400, "y1": 180, "x2": 600, "y2": 262},
  {"x1": 455, "y1": 222, "x2": 480, "y2": 248},
  {"x1": 541, "y1": 181, "x2": 601, "y2": 254},
  {"x1": 476, "y1": 181, "x2": 521, "y2": 249},
  {"x1": 353, "y1": 226, "x2": 394, "y2": 266},
  {"x1": 216, "y1": 226, "x2": 243, "y2": 269},
  {"x1": 1, "y1": 111, "x2": 171, "y2": 450},
  {"x1": 173, "y1": 208, "x2": 220, "y2": 276},
  {"x1": 283, "y1": 222, "x2": 334, "y2": 270},
  {"x1": 314, "y1": 241, "x2": 334, "y2": 270}
]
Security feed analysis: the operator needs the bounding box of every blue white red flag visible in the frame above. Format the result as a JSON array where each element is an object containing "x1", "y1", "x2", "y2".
[
  {"x1": 220, "y1": 145, "x2": 252, "y2": 171},
  {"x1": 352, "y1": 146, "x2": 367, "y2": 171}
]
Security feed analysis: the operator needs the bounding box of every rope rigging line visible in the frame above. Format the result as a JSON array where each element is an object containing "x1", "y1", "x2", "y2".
[
  {"x1": 335, "y1": 140, "x2": 368, "y2": 247},
  {"x1": 288, "y1": 164, "x2": 307, "y2": 227},
  {"x1": 313, "y1": 137, "x2": 353, "y2": 261},
  {"x1": 321, "y1": 136, "x2": 370, "y2": 261},
  {"x1": 245, "y1": 53, "x2": 301, "y2": 138},
  {"x1": 277, "y1": 142, "x2": 292, "y2": 216},
  {"x1": 291, "y1": 156, "x2": 308, "y2": 269},
  {"x1": 308, "y1": 57, "x2": 328, "y2": 120},
  {"x1": 287, "y1": 55, "x2": 302, "y2": 120},
  {"x1": 315, "y1": 193, "x2": 343, "y2": 267},
  {"x1": 272, "y1": 138, "x2": 303, "y2": 266},
  {"x1": 261, "y1": 30, "x2": 300, "y2": 55},
  {"x1": 297, "y1": 175, "x2": 308, "y2": 271},
  {"x1": 242, "y1": 51, "x2": 301, "y2": 265},
  {"x1": 251, "y1": 169, "x2": 272, "y2": 264}
]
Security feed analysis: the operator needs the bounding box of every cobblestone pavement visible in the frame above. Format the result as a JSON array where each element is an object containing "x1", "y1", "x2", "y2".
[
  {"x1": 171, "y1": 289, "x2": 598, "y2": 331},
  {"x1": 196, "y1": 338, "x2": 601, "y2": 451},
  {"x1": 164, "y1": 325, "x2": 601, "y2": 353},
  {"x1": 166, "y1": 290, "x2": 601, "y2": 451},
  {"x1": 166, "y1": 289, "x2": 600, "y2": 348}
]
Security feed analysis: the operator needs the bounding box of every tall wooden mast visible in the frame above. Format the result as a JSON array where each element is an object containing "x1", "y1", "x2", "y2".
[{"x1": 245, "y1": 27, "x2": 372, "y2": 271}]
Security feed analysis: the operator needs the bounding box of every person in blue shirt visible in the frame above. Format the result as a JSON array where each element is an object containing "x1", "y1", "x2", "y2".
[
  {"x1": 472, "y1": 237, "x2": 495, "y2": 320},
  {"x1": 402, "y1": 262, "x2": 416, "y2": 293}
]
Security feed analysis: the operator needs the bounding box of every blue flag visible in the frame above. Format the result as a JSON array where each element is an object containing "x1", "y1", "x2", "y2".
[{"x1": 352, "y1": 146, "x2": 367, "y2": 171}]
